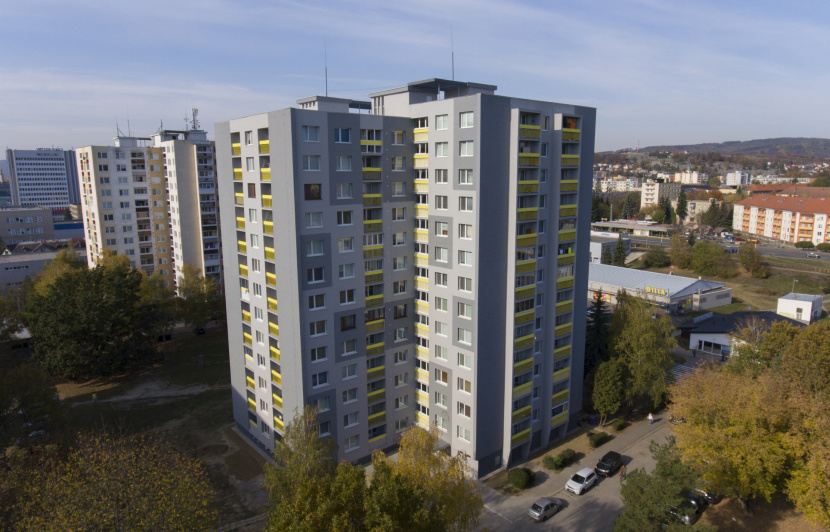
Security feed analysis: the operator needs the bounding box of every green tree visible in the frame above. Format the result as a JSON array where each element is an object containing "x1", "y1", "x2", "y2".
[
  {"x1": 177, "y1": 264, "x2": 224, "y2": 329},
  {"x1": 592, "y1": 195, "x2": 610, "y2": 222},
  {"x1": 592, "y1": 359, "x2": 624, "y2": 426},
  {"x1": 658, "y1": 197, "x2": 674, "y2": 226},
  {"x1": 611, "y1": 296, "x2": 677, "y2": 408},
  {"x1": 31, "y1": 247, "x2": 86, "y2": 297},
  {"x1": 668, "y1": 234, "x2": 691, "y2": 269},
  {"x1": 728, "y1": 317, "x2": 802, "y2": 377},
  {"x1": 25, "y1": 261, "x2": 158, "y2": 380},
  {"x1": 0, "y1": 364, "x2": 65, "y2": 451},
  {"x1": 621, "y1": 194, "x2": 638, "y2": 219},
  {"x1": 585, "y1": 291, "x2": 610, "y2": 376},
  {"x1": 140, "y1": 272, "x2": 177, "y2": 340},
  {"x1": 675, "y1": 189, "x2": 688, "y2": 226},
  {"x1": 686, "y1": 231, "x2": 696, "y2": 246},
  {"x1": 601, "y1": 245, "x2": 613, "y2": 265},
  {"x1": 809, "y1": 175, "x2": 830, "y2": 187},
  {"x1": 15, "y1": 434, "x2": 217, "y2": 531},
  {"x1": 613, "y1": 234, "x2": 628, "y2": 266},
  {"x1": 737, "y1": 242, "x2": 767, "y2": 278},
  {"x1": 642, "y1": 246, "x2": 670, "y2": 268},
  {"x1": 690, "y1": 241, "x2": 726, "y2": 277}
]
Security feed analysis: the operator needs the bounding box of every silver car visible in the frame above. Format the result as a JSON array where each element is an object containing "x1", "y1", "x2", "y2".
[
  {"x1": 527, "y1": 497, "x2": 563, "y2": 522},
  {"x1": 566, "y1": 467, "x2": 598, "y2": 495}
]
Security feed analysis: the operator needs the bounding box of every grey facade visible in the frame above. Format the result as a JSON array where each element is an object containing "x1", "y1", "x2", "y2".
[
  {"x1": 216, "y1": 79, "x2": 595, "y2": 477},
  {"x1": 0, "y1": 205, "x2": 55, "y2": 245},
  {"x1": 6, "y1": 148, "x2": 79, "y2": 213}
]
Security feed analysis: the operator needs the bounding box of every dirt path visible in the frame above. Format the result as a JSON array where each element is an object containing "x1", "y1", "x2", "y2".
[{"x1": 74, "y1": 380, "x2": 231, "y2": 406}]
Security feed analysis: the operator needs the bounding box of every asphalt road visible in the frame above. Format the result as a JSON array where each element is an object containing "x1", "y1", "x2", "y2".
[
  {"x1": 629, "y1": 236, "x2": 830, "y2": 262},
  {"x1": 479, "y1": 423, "x2": 672, "y2": 532}
]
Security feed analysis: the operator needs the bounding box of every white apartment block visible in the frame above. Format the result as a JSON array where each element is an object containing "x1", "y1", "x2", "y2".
[
  {"x1": 216, "y1": 79, "x2": 595, "y2": 478},
  {"x1": 641, "y1": 179, "x2": 682, "y2": 209},
  {"x1": 597, "y1": 178, "x2": 639, "y2": 193},
  {"x1": 734, "y1": 196, "x2": 830, "y2": 245},
  {"x1": 725, "y1": 171, "x2": 751, "y2": 187},
  {"x1": 6, "y1": 148, "x2": 80, "y2": 216},
  {"x1": 674, "y1": 171, "x2": 707, "y2": 185}
]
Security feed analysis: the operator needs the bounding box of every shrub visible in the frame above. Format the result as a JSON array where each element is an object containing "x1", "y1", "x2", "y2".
[
  {"x1": 816, "y1": 243, "x2": 830, "y2": 252},
  {"x1": 795, "y1": 241, "x2": 815, "y2": 249},
  {"x1": 612, "y1": 419, "x2": 627, "y2": 432},
  {"x1": 560, "y1": 448, "x2": 576, "y2": 463},
  {"x1": 508, "y1": 467, "x2": 535, "y2": 489},
  {"x1": 542, "y1": 455, "x2": 559, "y2": 470},
  {"x1": 589, "y1": 432, "x2": 610, "y2": 449}
]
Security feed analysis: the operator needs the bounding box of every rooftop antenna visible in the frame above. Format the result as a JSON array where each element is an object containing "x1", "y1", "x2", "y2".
[
  {"x1": 184, "y1": 110, "x2": 189, "y2": 131},
  {"x1": 127, "y1": 120, "x2": 131, "y2": 137},
  {"x1": 191, "y1": 108, "x2": 200, "y2": 131},
  {"x1": 324, "y1": 39, "x2": 328, "y2": 97},
  {"x1": 116, "y1": 117, "x2": 124, "y2": 137},
  {"x1": 451, "y1": 22, "x2": 455, "y2": 81}
]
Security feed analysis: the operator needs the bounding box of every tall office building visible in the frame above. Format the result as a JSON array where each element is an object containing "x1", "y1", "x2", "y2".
[
  {"x1": 6, "y1": 148, "x2": 80, "y2": 216},
  {"x1": 217, "y1": 79, "x2": 595, "y2": 477},
  {"x1": 77, "y1": 128, "x2": 221, "y2": 291}
]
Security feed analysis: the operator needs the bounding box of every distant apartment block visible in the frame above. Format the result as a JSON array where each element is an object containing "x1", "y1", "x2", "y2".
[
  {"x1": 1, "y1": 205, "x2": 55, "y2": 245},
  {"x1": 725, "y1": 171, "x2": 751, "y2": 187},
  {"x1": 596, "y1": 178, "x2": 639, "y2": 193},
  {"x1": 673, "y1": 171, "x2": 707, "y2": 185},
  {"x1": 5, "y1": 148, "x2": 80, "y2": 217},
  {"x1": 216, "y1": 78, "x2": 595, "y2": 477},
  {"x1": 672, "y1": 199, "x2": 720, "y2": 225},
  {"x1": 734, "y1": 195, "x2": 830, "y2": 245},
  {"x1": 640, "y1": 179, "x2": 681, "y2": 209}
]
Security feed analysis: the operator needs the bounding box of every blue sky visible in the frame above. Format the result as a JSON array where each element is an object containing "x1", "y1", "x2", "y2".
[{"x1": 1, "y1": 0, "x2": 829, "y2": 152}]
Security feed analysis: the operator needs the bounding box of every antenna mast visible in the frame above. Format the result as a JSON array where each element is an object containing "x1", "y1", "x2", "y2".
[
  {"x1": 451, "y1": 22, "x2": 455, "y2": 81},
  {"x1": 191, "y1": 108, "x2": 200, "y2": 131},
  {"x1": 324, "y1": 39, "x2": 328, "y2": 97}
]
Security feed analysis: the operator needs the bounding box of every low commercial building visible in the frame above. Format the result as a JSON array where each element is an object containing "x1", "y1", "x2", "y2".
[
  {"x1": 1, "y1": 206, "x2": 55, "y2": 246},
  {"x1": 589, "y1": 232, "x2": 630, "y2": 264},
  {"x1": 0, "y1": 239, "x2": 86, "y2": 293},
  {"x1": 685, "y1": 311, "x2": 803, "y2": 359},
  {"x1": 777, "y1": 293, "x2": 824, "y2": 324},
  {"x1": 587, "y1": 263, "x2": 732, "y2": 312},
  {"x1": 590, "y1": 220, "x2": 673, "y2": 237}
]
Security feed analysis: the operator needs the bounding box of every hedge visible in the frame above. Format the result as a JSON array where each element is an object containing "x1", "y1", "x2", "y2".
[
  {"x1": 508, "y1": 467, "x2": 535, "y2": 489},
  {"x1": 589, "y1": 432, "x2": 610, "y2": 449}
]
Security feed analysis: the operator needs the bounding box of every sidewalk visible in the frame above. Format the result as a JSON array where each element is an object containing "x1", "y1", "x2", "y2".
[{"x1": 479, "y1": 414, "x2": 671, "y2": 523}]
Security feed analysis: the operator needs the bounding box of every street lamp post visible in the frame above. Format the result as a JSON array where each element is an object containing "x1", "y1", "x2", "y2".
[{"x1": 792, "y1": 278, "x2": 799, "y2": 294}]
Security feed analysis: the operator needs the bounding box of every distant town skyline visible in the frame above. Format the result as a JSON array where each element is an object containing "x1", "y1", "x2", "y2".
[{"x1": 2, "y1": 0, "x2": 829, "y2": 153}]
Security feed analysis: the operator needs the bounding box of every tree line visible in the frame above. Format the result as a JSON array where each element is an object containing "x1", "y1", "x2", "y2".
[{"x1": 642, "y1": 235, "x2": 767, "y2": 279}]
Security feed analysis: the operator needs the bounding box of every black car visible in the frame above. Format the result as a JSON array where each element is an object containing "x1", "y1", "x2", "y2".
[
  {"x1": 693, "y1": 488, "x2": 721, "y2": 505},
  {"x1": 595, "y1": 451, "x2": 623, "y2": 476}
]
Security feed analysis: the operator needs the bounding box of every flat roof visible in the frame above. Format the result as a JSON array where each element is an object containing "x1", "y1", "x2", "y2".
[
  {"x1": 779, "y1": 292, "x2": 824, "y2": 302},
  {"x1": 588, "y1": 263, "x2": 725, "y2": 299},
  {"x1": 689, "y1": 311, "x2": 803, "y2": 334},
  {"x1": 369, "y1": 78, "x2": 498, "y2": 98}
]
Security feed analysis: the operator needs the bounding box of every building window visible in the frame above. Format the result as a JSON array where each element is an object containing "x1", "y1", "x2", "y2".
[
  {"x1": 458, "y1": 224, "x2": 473, "y2": 239},
  {"x1": 459, "y1": 111, "x2": 474, "y2": 128},
  {"x1": 310, "y1": 346, "x2": 327, "y2": 362},
  {"x1": 309, "y1": 320, "x2": 326, "y2": 336},
  {"x1": 334, "y1": 128, "x2": 351, "y2": 143},
  {"x1": 336, "y1": 183, "x2": 353, "y2": 199},
  {"x1": 457, "y1": 302, "x2": 472, "y2": 318},
  {"x1": 340, "y1": 314, "x2": 356, "y2": 331},
  {"x1": 342, "y1": 388, "x2": 357, "y2": 403},
  {"x1": 392, "y1": 182, "x2": 406, "y2": 196},
  {"x1": 246, "y1": 157, "x2": 255, "y2": 171},
  {"x1": 541, "y1": 143, "x2": 548, "y2": 157},
  {"x1": 392, "y1": 131, "x2": 406, "y2": 145},
  {"x1": 435, "y1": 169, "x2": 448, "y2": 183},
  {"x1": 435, "y1": 297, "x2": 447, "y2": 311},
  {"x1": 338, "y1": 263, "x2": 355, "y2": 279},
  {"x1": 436, "y1": 142, "x2": 449, "y2": 157},
  {"x1": 395, "y1": 327, "x2": 408, "y2": 342},
  {"x1": 459, "y1": 197, "x2": 473, "y2": 211},
  {"x1": 458, "y1": 328, "x2": 472, "y2": 345},
  {"x1": 343, "y1": 412, "x2": 358, "y2": 427},
  {"x1": 394, "y1": 350, "x2": 408, "y2": 364},
  {"x1": 434, "y1": 247, "x2": 448, "y2": 262},
  {"x1": 435, "y1": 196, "x2": 448, "y2": 210},
  {"x1": 342, "y1": 363, "x2": 357, "y2": 379},
  {"x1": 342, "y1": 340, "x2": 357, "y2": 355},
  {"x1": 308, "y1": 294, "x2": 325, "y2": 310},
  {"x1": 392, "y1": 207, "x2": 406, "y2": 221},
  {"x1": 457, "y1": 425, "x2": 471, "y2": 441},
  {"x1": 434, "y1": 368, "x2": 448, "y2": 384},
  {"x1": 393, "y1": 256, "x2": 407, "y2": 270},
  {"x1": 457, "y1": 377, "x2": 472, "y2": 393},
  {"x1": 394, "y1": 394, "x2": 409, "y2": 408},
  {"x1": 459, "y1": 141, "x2": 474, "y2": 157},
  {"x1": 458, "y1": 277, "x2": 472, "y2": 292},
  {"x1": 434, "y1": 221, "x2": 448, "y2": 236},
  {"x1": 304, "y1": 184, "x2": 322, "y2": 200},
  {"x1": 458, "y1": 352, "x2": 472, "y2": 369},
  {"x1": 303, "y1": 155, "x2": 321, "y2": 171},
  {"x1": 458, "y1": 251, "x2": 472, "y2": 266},
  {"x1": 306, "y1": 239, "x2": 323, "y2": 256},
  {"x1": 434, "y1": 321, "x2": 448, "y2": 336},
  {"x1": 345, "y1": 435, "x2": 359, "y2": 451},
  {"x1": 336, "y1": 210, "x2": 353, "y2": 226},
  {"x1": 307, "y1": 267, "x2": 324, "y2": 283},
  {"x1": 311, "y1": 371, "x2": 328, "y2": 388},
  {"x1": 305, "y1": 212, "x2": 323, "y2": 228},
  {"x1": 302, "y1": 126, "x2": 319, "y2": 142},
  {"x1": 435, "y1": 272, "x2": 447, "y2": 287},
  {"x1": 436, "y1": 114, "x2": 448, "y2": 130},
  {"x1": 391, "y1": 157, "x2": 406, "y2": 170},
  {"x1": 458, "y1": 169, "x2": 473, "y2": 185},
  {"x1": 393, "y1": 280, "x2": 407, "y2": 294},
  {"x1": 335, "y1": 156, "x2": 352, "y2": 171}
]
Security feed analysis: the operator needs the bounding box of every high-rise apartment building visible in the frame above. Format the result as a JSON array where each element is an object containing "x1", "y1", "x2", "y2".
[
  {"x1": 640, "y1": 178, "x2": 682, "y2": 209},
  {"x1": 77, "y1": 129, "x2": 220, "y2": 291},
  {"x1": 217, "y1": 79, "x2": 595, "y2": 477},
  {"x1": 6, "y1": 148, "x2": 80, "y2": 216}
]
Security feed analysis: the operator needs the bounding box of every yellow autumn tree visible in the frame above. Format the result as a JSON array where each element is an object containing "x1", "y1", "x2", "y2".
[{"x1": 15, "y1": 433, "x2": 217, "y2": 531}]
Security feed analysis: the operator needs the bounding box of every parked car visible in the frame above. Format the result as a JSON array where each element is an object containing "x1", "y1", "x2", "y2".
[
  {"x1": 807, "y1": 251, "x2": 820, "y2": 258},
  {"x1": 595, "y1": 451, "x2": 623, "y2": 476},
  {"x1": 527, "y1": 497, "x2": 563, "y2": 522},
  {"x1": 693, "y1": 488, "x2": 722, "y2": 504},
  {"x1": 733, "y1": 237, "x2": 745, "y2": 242},
  {"x1": 566, "y1": 468, "x2": 598, "y2": 495},
  {"x1": 667, "y1": 504, "x2": 702, "y2": 525}
]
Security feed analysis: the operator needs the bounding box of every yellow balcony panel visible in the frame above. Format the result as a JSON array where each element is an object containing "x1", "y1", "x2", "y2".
[
  {"x1": 266, "y1": 272, "x2": 277, "y2": 286},
  {"x1": 241, "y1": 310, "x2": 251, "y2": 323},
  {"x1": 414, "y1": 253, "x2": 429, "y2": 267},
  {"x1": 514, "y1": 334, "x2": 535, "y2": 351},
  {"x1": 366, "y1": 342, "x2": 385, "y2": 357},
  {"x1": 361, "y1": 140, "x2": 383, "y2": 146},
  {"x1": 365, "y1": 318, "x2": 385, "y2": 333},
  {"x1": 365, "y1": 294, "x2": 384, "y2": 308},
  {"x1": 416, "y1": 412, "x2": 430, "y2": 427},
  {"x1": 559, "y1": 229, "x2": 576, "y2": 242},
  {"x1": 367, "y1": 389, "x2": 386, "y2": 404},
  {"x1": 414, "y1": 157, "x2": 428, "y2": 170},
  {"x1": 260, "y1": 168, "x2": 271, "y2": 181},
  {"x1": 270, "y1": 345, "x2": 280, "y2": 361},
  {"x1": 553, "y1": 367, "x2": 570, "y2": 382},
  {"x1": 519, "y1": 125, "x2": 541, "y2": 138},
  {"x1": 551, "y1": 410, "x2": 569, "y2": 427},
  {"x1": 267, "y1": 297, "x2": 278, "y2": 312},
  {"x1": 518, "y1": 182, "x2": 539, "y2": 194},
  {"x1": 247, "y1": 397, "x2": 256, "y2": 411},
  {"x1": 555, "y1": 323, "x2": 572, "y2": 337},
  {"x1": 517, "y1": 233, "x2": 537, "y2": 248},
  {"x1": 368, "y1": 412, "x2": 386, "y2": 426},
  {"x1": 413, "y1": 153, "x2": 428, "y2": 159},
  {"x1": 519, "y1": 154, "x2": 540, "y2": 166},
  {"x1": 234, "y1": 193, "x2": 244, "y2": 205},
  {"x1": 562, "y1": 154, "x2": 580, "y2": 167},
  {"x1": 559, "y1": 204, "x2": 577, "y2": 217},
  {"x1": 552, "y1": 390, "x2": 569, "y2": 405},
  {"x1": 236, "y1": 217, "x2": 245, "y2": 229},
  {"x1": 416, "y1": 368, "x2": 430, "y2": 382},
  {"x1": 363, "y1": 194, "x2": 382, "y2": 207},
  {"x1": 416, "y1": 345, "x2": 429, "y2": 357},
  {"x1": 232, "y1": 143, "x2": 241, "y2": 155},
  {"x1": 246, "y1": 376, "x2": 255, "y2": 390},
  {"x1": 562, "y1": 128, "x2": 581, "y2": 142},
  {"x1": 556, "y1": 300, "x2": 574, "y2": 313},
  {"x1": 238, "y1": 241, "x2": 247, "y2": 253},
  {"x1": 557, "y1": 276, "x2": 574, "y2": 290},
  {"x1": 415, "y1": 323, "x2": 429, "y2": 335},
  {"x1": 265, "y1": 247, "x2": 275, "y2": 260},
  {"x1": 511, "y1": 427, "x2": 531, "y2": 447},
  {"x1": 512, "y1": 381, "x2": 532, "y2": 399},
  {"x1": 415, "y1": 278, "x2": 428, "y2": 290},
  {"x1": 516, "y1": 259, "x2": 537, "y2": 274},
  {"x1": 560, "y1": 180, "x2": 578, "y2": 192},
  {"x1": 415, "y1": 205, "x2": 429, "y2": 218},
  {"x1": 555, "y1": 345, "x2": 571, "y2": 360},
  {"x1": 274, "y1": 417, "x2": 284, "y2": 431},
  {"x1": 262, "y1": 195, "x2": 273, "y2": 208},
  {"x1": 369, "y1": 434, "x2": 387, "y2": 444},
  {"x1": 239, "y1": 264, "x2": 248, "y2": 277},
  {"x1": 263, "y1": 221, "x2": 274, "y2": 234},
  {"x1": 363, "y1": 246, "x2": 383, "y2": 259},
  {"x1": 365, "y1": 271, "x2": 383, "y2": 284},
  {"x1": 514, "y1": 357, "x2": 533, "y2": 375},
  {"x1": 515, "y1": 285, "x2": 536, "y2": 301},
  {"x1": 244, "y1": 350, "x2": 254, "y2": 361},
  {"x1": 514, "y1": 309, "x2": 535, "y2": 325},
  {"x1": 413, "y1": 128, "x2": 428, "y2": 142},
  {"x1": 367, "y1": 365, "x2": 385, "y2": 381},
  {"x1": 363, "y1": 220, "x2": 383, "y2": 233},
  {"x1": 259, "y1": 140, "x2": 270, "y2": 153},
  {"x1": 517, "y1": 207, "x2": 538, "y2": 221},
  {"x1": 512, "y1": 404, "x2": 532, "y2": 423},
  {"x1": 415, "y1": 299, "x2": 429, "y2": 312},
  {"x1": 248, "y1": 418, "x2": 257, "y2": 428},
  {"x1": 271, "y1": 370, "x2": 282, "y2": 386},
  {"x1": 243, "y1": 332, "x2": 252, "y2": 346},
  {"x1": 269, "y1": 322, "x2": 279, "y2": 337},
  {"x1": 558, "y1": 254, "x2": 575, "y2": 266},
  {"x1": 416, "y1": 390, "x2": 429, "y2": 403},
  {"x1": 414, "y1": 180, "x2": 429, "y2": 193},
  {"x1": 233, "y1": 168, "x2": 242, "y2": 181},
  {"x1": 363, "y1": 168, "x2": 382, "y2": 180},
  {"x1": 272, "y1": 394, "x2": 283, "y2": 409}
]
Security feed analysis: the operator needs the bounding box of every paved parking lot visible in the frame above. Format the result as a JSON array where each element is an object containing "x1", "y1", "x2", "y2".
[{"x1": 478, "y1": 421, "x2": 672, "y2": 531}]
